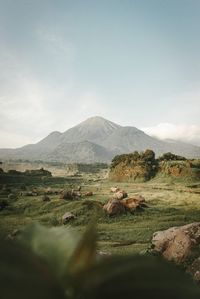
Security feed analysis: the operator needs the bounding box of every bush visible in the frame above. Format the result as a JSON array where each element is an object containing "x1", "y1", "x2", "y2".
[{"x1": 158, "y1": 152, "x2": 186, "y2": 161}]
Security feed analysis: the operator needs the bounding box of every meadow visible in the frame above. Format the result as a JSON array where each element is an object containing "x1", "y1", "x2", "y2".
[{"x1": 1, "y1": 172, "x2": 200, "y2": 255}]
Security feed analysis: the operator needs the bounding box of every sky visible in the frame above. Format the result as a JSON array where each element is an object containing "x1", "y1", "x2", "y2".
[{"x1": 0, "y1": 0, "x2": 200, "y2": 148}]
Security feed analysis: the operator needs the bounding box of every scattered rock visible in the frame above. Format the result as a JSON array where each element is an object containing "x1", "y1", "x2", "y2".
[
  {"x1": 62, "y1": 212, "x2": 76, "y2": 224},
  {"x1": 103, "y1": 199, "x2": 126, "y2": 216},
  {"x1": 113, "y1": 190, "x2": 128, "y2": 200},
  {"x1": 121, "y1": 195, "x2": 146, "y2": 211},
  {"x1": 110, "y1": 187, "x2": 120, "y2": 193},
  {"x1": 151, "y1": 222, "x2": 200, "y2": 264},
  {"x1": 60, "y1": 190, "x2": 81, "y2": 200},
  {"x1": 85, "y1": 191, "x2": 93, "y2": 197},
  {"x1": 45, "y1": 187, "x2": 53, "y2": 195},
  {"x1": 25, "y1": 191, "x2": 38, "y2": 196},
  {"x1": 97, "y1": 250, "x2": 112, "y2": 257}
]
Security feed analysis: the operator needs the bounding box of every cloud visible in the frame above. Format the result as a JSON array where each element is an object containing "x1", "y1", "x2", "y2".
[
  {"x1": 0, "y1": 131, "x2": 37, "y2": 148},
  {"x1": 142, "y1": 123, "x2": 200, "y2": 146}
]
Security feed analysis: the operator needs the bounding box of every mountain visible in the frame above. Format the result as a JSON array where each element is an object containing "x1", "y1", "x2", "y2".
[{"x1": 0, "y1": 116, "x2": 200, "y2": 163}]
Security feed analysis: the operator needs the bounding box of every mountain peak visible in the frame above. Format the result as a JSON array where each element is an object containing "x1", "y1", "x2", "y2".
[
  {"x1": 80, "y1": 116, "x2": 120, "y2": 127},
  {"x1": 1, "y1": 116, "x2": 200, "y2": 162}
]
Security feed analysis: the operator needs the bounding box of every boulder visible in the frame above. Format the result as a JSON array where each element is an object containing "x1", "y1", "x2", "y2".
[
  {"x1": 60, "y1": 190, "x2": 81, "y2": 200},
  {"x1": 121, "y1": 195, "x2": 146, "y2": 211},
  {"x1": 62, "y1": 212, "x2": 76, "y2": 224},
  {"x1": 72, "y1": 190, "x2": 81, "y2": 198},
  {"x1": 113, "y1": 190, "x2": 128, "y2": 200},
  {"x1": 110, "y1": 187, "x2": 120, "y2": 193},
  {"x1": 103, "y1": 199, "x2": 126, "y2": 216},
  {"x1": 25, "y1": 191, "x2": 38, "y2": 196},
  {"x1": 45, "y1": 187, "x2": 53, "y2": 195},
  {"x1": 60, "y1": 191, "x2": 74, "y2": 200},
  {"x1": 85, "y1": 191, "x2": 93, "y2": 197},
  {"x1": 152, "y1": 222, "x2": 200, "y2": 263}
]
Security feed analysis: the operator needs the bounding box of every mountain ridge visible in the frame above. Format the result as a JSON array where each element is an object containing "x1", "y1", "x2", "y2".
[{"x1": 0, "y1": 116, "x2": 200, "y2": 163}]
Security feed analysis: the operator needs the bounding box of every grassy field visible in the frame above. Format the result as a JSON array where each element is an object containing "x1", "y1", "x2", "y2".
[{"x1": 1, "y1": 175, "x2": 200, "y2": 255}]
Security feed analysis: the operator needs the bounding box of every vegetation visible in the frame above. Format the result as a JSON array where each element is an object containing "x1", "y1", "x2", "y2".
[
  {"x1": 2, "y1": 224, "x2": 200, "y2": 299},
  {"x1": 110, "y1": 149, "x2": 158, "y2": 182},
  {"x1": 1, "y1": 159, "x2": 200, "y2": 297},
  {"x1": 110, "y1": 151, "x2": 200, "y2": 182},
  {"x1": 158, "y1": 152, "x2": 186, "y2": 161}
]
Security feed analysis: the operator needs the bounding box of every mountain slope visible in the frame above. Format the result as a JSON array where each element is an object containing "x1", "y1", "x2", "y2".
[
  {"x1": 61, "y1": 116, "x2": 121, "y2": 144},
  {"x1": 45, "y1": 140, "x2": 117, "y2": 163},
  {"x1": 0, "y1": 116, "x2": 200, "y2": 163}
]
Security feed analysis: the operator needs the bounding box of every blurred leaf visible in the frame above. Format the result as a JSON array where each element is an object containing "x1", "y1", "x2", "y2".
[
  {"x1": 0, "y1": 240, "x2": 65, "y2": 299},
  {"x1": 18, "y1": 223, "x2": 80, "y2": 280},
  {"x1": 75, "y1": 255, "x2": 200, "y2": 299},
  {"x1": 68, "y1": 222, "x2": 97, "y2": 275}
]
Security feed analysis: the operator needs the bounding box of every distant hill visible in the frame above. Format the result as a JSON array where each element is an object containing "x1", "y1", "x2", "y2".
[{"x1": 0, "y1": 116, "x2": 200, "y2": 163}]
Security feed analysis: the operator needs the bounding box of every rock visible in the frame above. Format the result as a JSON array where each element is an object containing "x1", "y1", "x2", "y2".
[
  {"x1": 110, "y1": 187, "x2": 120, "y2": 193},
  {"x1": 71, "y1": 190, "x2": 81, "y2": 198},
  {"x1": 42, "y1": 195, "x2": 50, "y2": 202},
  {"x1": 85, "y1": 191, "x2": 93, "y2": 197},
  {"x1": 77, "y1": 185, "x2": 81, "y2": 191},
  {"x1": 60, "y1": 190, "x2": 81, "y2": 200},
  {"x1": 45, "y1": 187, "x2": 53, "y2": 195},
  {"x1": 25, "y1": 191, "x2": 38, "y2": 196},
  {"x1": 97, "y1": 250, "x2": 112, "y2": 257},
  {"x1": 62, "y1": 212, "x2": 76, "y2": 224},
  {"x1": 152, "y1": 222, "x2": 200, "y2": 263},
  {"x1": 113, "y1": 190, "x2": 128, "y2": 200},
  {"x1": 120, "y1": 195, "x2": 146, "y2": 211},
  {"x1": 103, "y1": 199, "x2": 126, "y2": 216}
]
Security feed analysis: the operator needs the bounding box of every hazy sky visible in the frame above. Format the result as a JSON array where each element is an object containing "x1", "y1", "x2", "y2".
[{"x1": 0, "y1": 0, "x2": 200, "y2": 148}]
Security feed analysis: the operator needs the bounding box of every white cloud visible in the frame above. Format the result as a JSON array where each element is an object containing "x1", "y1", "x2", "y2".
[
  {"x1": 142, "y1": 123, "x2": 200, "y2": 146},
  {"x1": 0, "y1": 131, "x2": 37, "y2": 148}
]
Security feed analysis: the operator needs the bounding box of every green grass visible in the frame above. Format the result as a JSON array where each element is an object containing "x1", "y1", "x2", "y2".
[{"x1": 1, "y1": 177, "x2": 200, "y2": 255}]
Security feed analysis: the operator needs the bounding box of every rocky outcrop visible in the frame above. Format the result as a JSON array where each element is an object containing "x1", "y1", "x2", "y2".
[
  {"x1": 109, "y1": 150, "x2": 200, "y2": 182},
  {"x1": 113, "y1": 190, "x2": 128, "y2": 200},
  {"x1": 109, "y1": 150, "x2": 158, "y2": 182}
]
